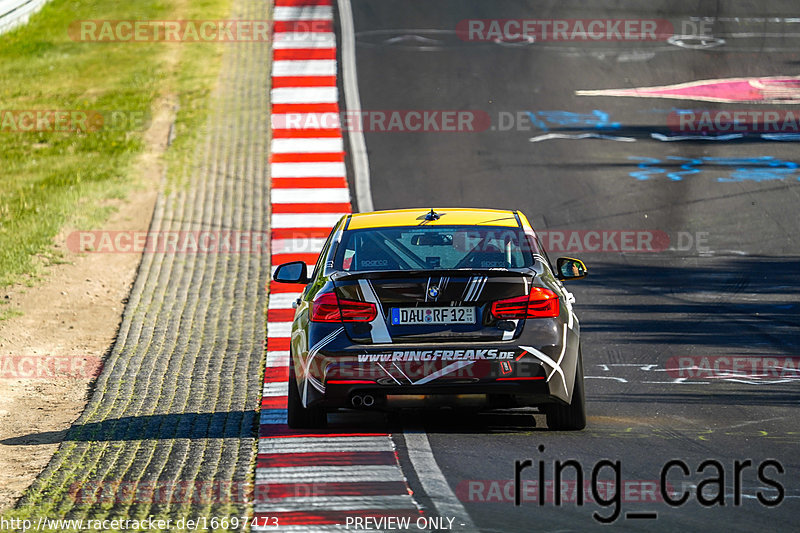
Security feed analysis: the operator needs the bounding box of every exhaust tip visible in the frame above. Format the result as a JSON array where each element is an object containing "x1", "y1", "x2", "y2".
[
  {"x1": 351, "y1": 395, "x2": 363, "y2": 407},
  {"x1": 362, "y1": 394, "x2": 375, "y2": 407}
]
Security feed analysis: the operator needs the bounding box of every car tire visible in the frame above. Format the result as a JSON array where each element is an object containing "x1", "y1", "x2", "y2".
[
  {"x1": 546, "y1": 347, "x2": 586, "y2": 431},
  {"x1": 287, "y1": 362, "x2": 327, "y2": 429}
]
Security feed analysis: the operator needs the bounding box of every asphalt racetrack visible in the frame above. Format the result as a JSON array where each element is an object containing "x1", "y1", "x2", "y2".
[{"x1": 337, "y1": 1, "x2": 800, "y2": 531}]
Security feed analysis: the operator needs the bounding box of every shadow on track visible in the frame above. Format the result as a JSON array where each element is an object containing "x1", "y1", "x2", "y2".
[
  {"x1": 593, "y1": 390, "x2": 799, "y2": 407},
  {"x1": 577, "y1": 257, "x2": 800, "y2": 351},
  {"x1": 1, "y1": 410, "x2": 259, "y2": 445}
]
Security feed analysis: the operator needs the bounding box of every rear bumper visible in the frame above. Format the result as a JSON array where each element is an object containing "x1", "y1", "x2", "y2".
[
  {"x1": 323, "y1": 380, "x2": 554, "y2": 410},
  {"x1": 296, "y1": 346, "x2": 570, "y2": 409}
]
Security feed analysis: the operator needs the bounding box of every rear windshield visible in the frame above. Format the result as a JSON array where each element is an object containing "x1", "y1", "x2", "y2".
[{"x1": 335, "y1": 225, "x2": 540, "y2": 272}]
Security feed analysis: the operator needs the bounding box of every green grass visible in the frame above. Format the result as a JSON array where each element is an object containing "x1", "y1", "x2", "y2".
[
  {"x1": 163, "y1": 0, "x2": 233, "y2": 192},
  {"x1": 0, "y1": 0, "x2": 229, "y2": 288},
  {"x1": 0, "y1": 0, "x2": 166, "y2": 287}
]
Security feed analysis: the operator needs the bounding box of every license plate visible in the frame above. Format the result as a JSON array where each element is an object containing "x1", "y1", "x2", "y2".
[{"x1": 390, "y1": 306, "x2": 476, "y2": 325}]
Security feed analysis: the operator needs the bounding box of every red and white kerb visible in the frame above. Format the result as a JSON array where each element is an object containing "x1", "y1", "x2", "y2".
[{"x1": 257, "y1": 0, "x2": 421, "y2": 528}]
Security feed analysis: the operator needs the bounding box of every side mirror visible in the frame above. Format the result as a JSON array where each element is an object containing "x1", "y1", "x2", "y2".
[
  {"x1": 556, "y1": 257, "x2": 587, "y2": 281},
  {"x1": 273, "y1": 261, "x2": 309, "y2": 284}
]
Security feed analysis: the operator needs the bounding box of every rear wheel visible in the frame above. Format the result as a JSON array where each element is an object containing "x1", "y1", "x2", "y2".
[
  {"x1": 287, "y1": 363, "x2": 327, "y2": 429},
  {"x1": 546, "y1": 347, "x2": 586, "y2": 431}
]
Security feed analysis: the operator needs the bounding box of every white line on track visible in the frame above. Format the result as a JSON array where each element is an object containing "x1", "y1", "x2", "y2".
[
  {"x1": 403, "y1": 431, "x2": 477, "y2": 529},
  {"x1": 338, "y1": 0, "x2": 373, "y2": 212}
]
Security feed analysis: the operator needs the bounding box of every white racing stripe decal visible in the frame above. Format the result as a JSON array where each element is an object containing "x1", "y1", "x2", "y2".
[
  {"x1": 502, "y1": 319, "x2": 520, "y2": 340},
  {"x1": 377, "y1": 362, "x2": 402, "y2": 385},
  {"x1": 461, "y1": 276, "x2": 477, "y2": 301},
  {"x1": 519, "y1": 325, "x2": 569, "y2": 391},
  {"x1": 302, "y1": 326, "x2": 344, "y2": 402},
  {"x1": 463, "y1": 275, "x2": 488, "y2": 302},
  {"x1": 474, "y1": 276, "x2": 487, "y2": 300},
  {"x1": 358, "y1": 279, "x2": 392, "y2": 343},
  {"x1": 413, "y1": 361, "x2": 475, "y2": 386},
  {"x1": 392, "y1": 362, "x2": 413, "y2": 383}
]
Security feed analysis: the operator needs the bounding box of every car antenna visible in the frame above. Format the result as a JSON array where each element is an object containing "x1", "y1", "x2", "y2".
[{"x1": 425, "y1": 208, "x2": 440, "y2": 221}]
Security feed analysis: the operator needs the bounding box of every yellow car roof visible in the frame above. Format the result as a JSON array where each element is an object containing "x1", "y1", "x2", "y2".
[{"x1": 346, "y1": 208, "x2": 522, "y2": 230}]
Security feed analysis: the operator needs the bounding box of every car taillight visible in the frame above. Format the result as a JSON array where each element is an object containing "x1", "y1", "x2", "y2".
[
  {"x1": 491, "y1": 287, "x2": 560, "y2": 319},
  {"x1": 310, "y1": 292, "x2": 377, "y2": 323}
]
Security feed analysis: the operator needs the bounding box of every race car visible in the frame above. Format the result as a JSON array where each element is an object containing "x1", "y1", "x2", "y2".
[{"x1": 273, "y1": 208, "x2": 588, "y2": 430}]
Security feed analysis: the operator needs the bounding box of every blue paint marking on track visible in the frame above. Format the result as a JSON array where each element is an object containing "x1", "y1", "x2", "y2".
[
  {"x1": 628, "y1": 156, "x2": 800, "y2": 182},
  {"x1": 629, "y1": 157, "x2": 667, "y2": 181},
  {"x1": 526, "y1": 110, "x2": 620, "y2": 132}
]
